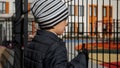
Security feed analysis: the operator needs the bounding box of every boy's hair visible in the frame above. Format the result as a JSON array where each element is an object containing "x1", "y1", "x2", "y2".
[{"x1": 31, "y1": 0, "x2": 69, "y2": 29}]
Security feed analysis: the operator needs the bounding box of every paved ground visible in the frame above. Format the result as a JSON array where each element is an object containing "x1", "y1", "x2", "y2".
[
  {"x1": 0, "y1": 63, "x2": 2, "y2": 68},
  {"x1": 0, "y1": 43, "x2": 119, "y2": 68},
  {"x1": 0, "y1": 46, "x2": 14, "y2": 68},
  {"x1": 0, "y1": 46, "x2": 6, "y2": 68},
  {"x1": 89, "y1": 53, "x2": 120, "y2": 64},
  {"x1": 65, "y1": 41, "x2": 120, "y2": 68},
  {"x1": 88, "y1": 61, "x2": 107, "y2": 68}
]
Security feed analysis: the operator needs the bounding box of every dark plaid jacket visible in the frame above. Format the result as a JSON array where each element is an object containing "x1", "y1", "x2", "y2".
[{"x1": 24, "y1": 30, "x2": 87, "y2": 68}]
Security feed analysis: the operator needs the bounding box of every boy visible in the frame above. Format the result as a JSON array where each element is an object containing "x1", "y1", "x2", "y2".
[{"x1": 24, "y1": 0, "x2": 87, "y2": 68}]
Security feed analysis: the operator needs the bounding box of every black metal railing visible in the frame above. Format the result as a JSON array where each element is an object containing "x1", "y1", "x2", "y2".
[{"x1": 0, "y1": 0, "x2": 119, "y2": 68}]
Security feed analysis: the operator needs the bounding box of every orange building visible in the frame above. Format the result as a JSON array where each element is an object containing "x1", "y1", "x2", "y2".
[{"x1": 67, "y1": 0, "x2": 120, "y2": 38}]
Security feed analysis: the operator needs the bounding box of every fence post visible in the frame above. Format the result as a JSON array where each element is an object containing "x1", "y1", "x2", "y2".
[
  {"x1": 23, "y1": 0, "x2": 28, "y2": 68},
  {"x1": 13, "y1": 0, "x2": 23, "y2": 68}
]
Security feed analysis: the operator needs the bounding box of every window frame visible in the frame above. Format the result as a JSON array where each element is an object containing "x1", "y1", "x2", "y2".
[{"x1": 0, "y1": 1, "x2": 6, "y2": 14}]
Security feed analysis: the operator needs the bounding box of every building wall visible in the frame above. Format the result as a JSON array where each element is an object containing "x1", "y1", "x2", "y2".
[{"x1": 67, "y1": 0, "x2": 120, "y2": 37}]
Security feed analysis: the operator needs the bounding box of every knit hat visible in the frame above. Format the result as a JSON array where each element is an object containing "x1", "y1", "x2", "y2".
[{"x1": 31, "y1": 0, "x2": 69, "y2": 29}]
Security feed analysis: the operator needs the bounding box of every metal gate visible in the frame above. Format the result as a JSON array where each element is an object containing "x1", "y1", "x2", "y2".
[{"x1": 0, "y1": 0, "x2": 120, "y2": 68}]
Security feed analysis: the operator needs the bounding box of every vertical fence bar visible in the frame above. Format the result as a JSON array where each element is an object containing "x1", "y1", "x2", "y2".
[
  {"x1": 69, "y1": 0, "x2": 73, "y2": 60},
  {"x1": 23, "y1": 0, "x2": 28, "y2": 68},
  {"x1": 13, "y1": 0, "x2": 23, "y2": 68},
  {"x1": 67, "y1": 0, "x2": 70, "y2": 61},
  {"x1": 73, "y1": 0, "x2": 76, "y2": 58},
  {"x1": 108, "y1": 0, "x2": 110, "y2": 67},
  {"x1": 113, "y1": 11, "x2": 115, "y2": 68},
  {"x1": 96, "y1": 0, "x2": 98, "y2": 67},
  {"x1": 82, "y1": 0, "x2": 84, "y2": 48},
  {"x1": 109, "y1": 0, "x2": 111, "y2": 67},
  {"x1": 114, "y1": 15, "x2": 115, "y2": 44},
  {"x1": 78, "y1": 0, "x2": 80, "y2": 57},
  {"x1": 116, "y1": 0, "x2": 118, "y2": 67},
  {"x1": 86, "y1": 1, "x2": 89, "y2": 66},
  {"x1": 11, "y1": 17, "x2": 13, "y2": 47},
  {"x1": 81, "y1": 0, "x2": 83, "y2": 44},
  {"x1": 7, "y1": 19, "x2": 9, "y2": 42},
  {"x1": 6, "y1": 19, "x2": 7, "y2": 44},
  {"x1": 102, "y1": 0, "x2": 104, "y2": 67},
  {"x1": 91, "y1": 0, "x2": 93, "y2": 67},
  {"x1": 9, "y1": 19, "x2": 10, "y2": 42},
  {"x1": 8, "y1": 19, "x2": 9, "y2": 42},
  {"x1": 68, "y1": 0, "x2": 72, "y2": 61}
]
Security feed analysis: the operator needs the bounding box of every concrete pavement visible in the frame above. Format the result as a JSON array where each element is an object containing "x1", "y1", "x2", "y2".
[
  {"x1": 0, "y1": 46, "x2": 6, "y2": 68},
  {"x1": 0, "y1": 46, "x2": 14, "y2": 68}
]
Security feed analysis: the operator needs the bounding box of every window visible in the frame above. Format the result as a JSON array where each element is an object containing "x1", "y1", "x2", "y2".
[
  {"x1": 13, "y1": 2, "x2": 15, "y2": 13},
  {"x1": 103, "y1": 7, "x2": 107, "y2": 17},
  {"x1": 94, "y1": 24, "x2": 97, "y2": 34},
  {"x1": 94, "y1": 6, "x2": 97, "y2": 16},
  {"x1": 28, "y1": 22, "x2": 32, "y2": 32},
  {"x1": 29, "y1": 3, "x2": 32, "y2": 14},
  {"x1": 79, "y1": 6, "x2": 84, "y2": 16},
  {"x1": 89, "y1": 6, "x2": 92, "y2": 16},
  {"x1": 103, "y1": 24, "x2": 107, "y2": 32},
  {"x1": 0, "y1": 2, "x2": 5, "y2": 14},
  {"x1": 78, "y1": 23, "x2": 84, "y2": 34},
  {"x1": 109, "y1": 7, "x2": 112, "y2": 17},
  {"x1": 89, "y1": 23, "x2": 92, "y2": 33},
  {"x1": 70, "y1": 23, "x2": 75, "y2": 33},
  {"x1": 68, "y1": 23, "x2": 84, "y2": 35},
  {"x1": 68, "y1": 5, "x2": 74, "y2": 16}
]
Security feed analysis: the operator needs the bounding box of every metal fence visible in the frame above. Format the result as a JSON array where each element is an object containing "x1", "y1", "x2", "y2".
[
  {"x1": 64, "y1": 0, "x2": 120, "y2": 68},
  {"x1": 0, "y1": 0, "x2": 120, "y2": 68}
]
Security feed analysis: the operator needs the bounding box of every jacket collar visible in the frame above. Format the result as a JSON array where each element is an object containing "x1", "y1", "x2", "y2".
[{"x1": 36, "y1": 30, "x2": 62, "y2": 42}]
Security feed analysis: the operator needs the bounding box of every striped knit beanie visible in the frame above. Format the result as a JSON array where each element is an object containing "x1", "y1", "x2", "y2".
[{"x1": 31, "y1": 0, "x2": 69, "y2": 29}]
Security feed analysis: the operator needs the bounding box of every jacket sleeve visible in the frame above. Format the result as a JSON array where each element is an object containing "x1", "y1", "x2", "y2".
[{"x1": 50, "y1": 43, "x2": 86, "y2": 68}]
